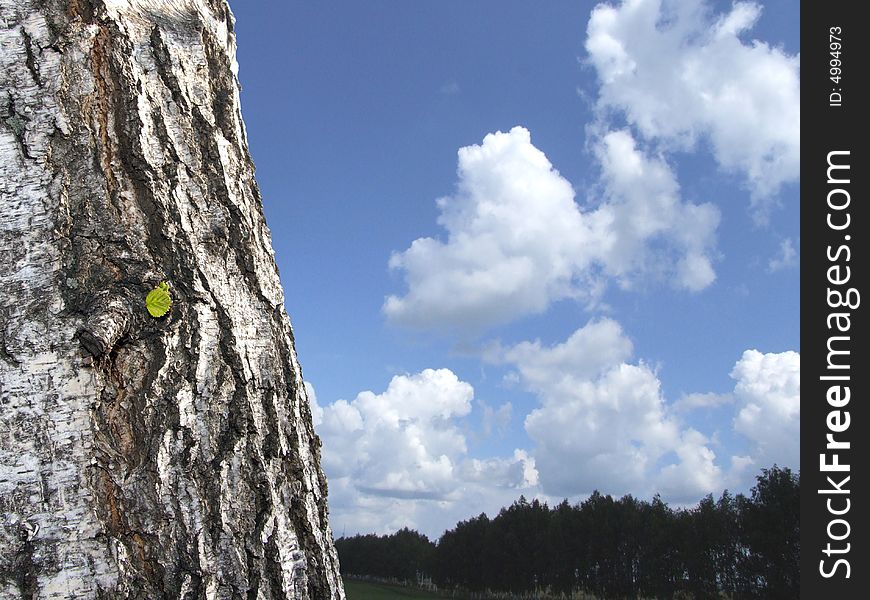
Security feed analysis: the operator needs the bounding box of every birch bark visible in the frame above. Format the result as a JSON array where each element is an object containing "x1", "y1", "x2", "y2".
[{"x1": 0, "y1": 1, "x2": 344, "y2": 598}]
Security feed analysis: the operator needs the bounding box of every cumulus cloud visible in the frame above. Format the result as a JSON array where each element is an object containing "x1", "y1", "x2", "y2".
[
  {"x1": 312, "y1": 369, "x2": 537, "y2": 536},
  {"x1": 585, "y1": 0, "x2": 800, "y2": 216},
  {"x1": 310, "y1": 347, "x2": 800, "y2": 535},
  {"x1": 384, "y1": 127, "x2": 592, "y2": 330},
  {"x1": 316, "y1": 368, "x2": 472, "y2": 499},
  {"x1": 498, "y1": 318, "x2": 723, "y2": 501},
  {"x1": 657, "y1": 429, "x2": 723, "y2": 502},
  {"x1": 498, "y1": 324, "x2": 801, "y2": 502},
  {"x1": 731, "y1": 349, "x2": 800, "y2": 470},
  {"x1": 595, "y1": 129, "x2": 719, "y2": 290},
  {"x1": 384, "y1": 127, "x2": 719, "y2": 331}
]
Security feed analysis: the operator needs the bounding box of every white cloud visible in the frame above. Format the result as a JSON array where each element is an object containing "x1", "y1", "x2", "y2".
[
  {"x1": 768, "y1": 237, "x2": 799, "y2": 272},
  {"x1": 384, "y1": 127, "x2": 719, "y2": 331},
  {"x1": 499, "y1": 324, "x2": 801, "y2": 501},
  {"x1": 585, "y1": 0, "x2": 800, "y2": 217},
  {"x1": 503, "y1": 318, "x2": 632, "y2": 385},
  {"x1": 523, "y1": 361, "x2": 679, "y2": 496},
  {"x1": 311, "y1": 346, "x2": 801, "y2": 536},
  {"x1": 594, "y1": 129, "x2": 719, "y2": 291},
  {"x1": 384, "y1": 127, "x2": 592, "y2": 331},
  {"x1": 657, "y1": 429, "x2": 723, "y2": 502},
  {"x1": 312, "y1": 369, "x2": 538, "y2": 537},
  {"x1": 727, "y1": 454, "x2": 756, "y2": 486},
  {"x1": 731, "y1": 349, "x2": 800, "y2": 470},
  {"x1": 499, "y1": 318, "x2": 723, "y2": 501},
  {"x1": 316, "y1": 368, "x2": 472, "y2": 498}
]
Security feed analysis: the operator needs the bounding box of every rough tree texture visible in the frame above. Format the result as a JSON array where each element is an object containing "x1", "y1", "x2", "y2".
[{"x1": 0, "y1": 1, "x2": 344, "y2": 598}]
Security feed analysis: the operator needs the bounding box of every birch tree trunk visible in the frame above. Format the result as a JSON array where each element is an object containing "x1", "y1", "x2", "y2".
[{"x1": 0, "y1": 1, "x2": 344, "y2": 598}]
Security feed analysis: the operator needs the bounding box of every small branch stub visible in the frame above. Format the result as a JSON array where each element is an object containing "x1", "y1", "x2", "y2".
[{"x1": 79, "y1": 295, "x2": 132, "y2": 357}]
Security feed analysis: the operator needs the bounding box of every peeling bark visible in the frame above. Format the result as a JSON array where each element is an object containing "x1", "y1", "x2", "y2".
[{"x1": 0, "y1": 1, "x2": 344, "y2": 598}]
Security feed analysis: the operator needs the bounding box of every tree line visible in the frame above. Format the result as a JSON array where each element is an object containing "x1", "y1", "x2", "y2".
[{"x1": 335, "y1": 466, "x2": 799, "y2": 599}]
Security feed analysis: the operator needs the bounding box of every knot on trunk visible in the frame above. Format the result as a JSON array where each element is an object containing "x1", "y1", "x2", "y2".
[{"x1": 78, "y1": 294, "x2": 133, "y2": 357}]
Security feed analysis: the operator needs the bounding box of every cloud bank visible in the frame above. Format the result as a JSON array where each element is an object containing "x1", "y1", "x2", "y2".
[
  {"x1": 498, "y1": 319, "x2": 721, "y2": 502},
  {"x1": 386, "y1": 0, "x2": 799, "y2": 331},
  {"x1": 731, "y1": 349, "x2": 800, "y2": 470},
  {"x1": 585, "y1": 0, "x2": 800, "y2": 216},
  {"x1": 385, "y1": 127, "x2": 718, "y2": 331},
  {"x1": 310, "y1": 370, "x2": 537, "y2": 536},
  {"x1": 311, "y1": 340, "x2": 800, "y2": 535}
]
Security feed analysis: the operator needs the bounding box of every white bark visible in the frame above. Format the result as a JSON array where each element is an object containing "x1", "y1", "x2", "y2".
[{"x1": 0, "y1": 1, "x2": 344, "y2": 597}]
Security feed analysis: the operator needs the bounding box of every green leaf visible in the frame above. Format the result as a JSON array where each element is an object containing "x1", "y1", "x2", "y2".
[{"x1": 146, "y1": 281, "x2": 171, "y2": 317}]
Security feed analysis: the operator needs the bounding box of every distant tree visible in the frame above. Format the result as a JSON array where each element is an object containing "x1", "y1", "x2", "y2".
[
  {"x1": 738, "y1": 466, "x2": 800, "y2": 599},
  {"x1": 545, "y1": 500, "x2": 581, "y2": 593},
  {"x1": 680, "y1": 495, "x2": 727, "y2": 596},
  {"x1": 435, "y1": 513, "x2": 490, "y2": 590},
  {"x1": 486, "y1": 497, "x2": 551, "y2": 591},
  {"x1": 580, "y1": 491, "x2": 628, "y2": 597},
  {"x1": 635, "y1": 495, "x2": 678, "y2": 598},
  {"x1": 390, "y1": 528, "x2": 435, "y2": 580},
  {"x1": 714, "y1": 490, "x2": 743, "y2": 594},
  {"x1": 335, "y1": 529, "x2": 435, "y2": 582}
]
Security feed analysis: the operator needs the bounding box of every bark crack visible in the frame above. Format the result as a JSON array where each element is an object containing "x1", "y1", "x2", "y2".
[
  {"x1": 21, "y1": 26, "x2": 41, "y2": 86},
  {"x1": 2, "y1": 95, "x2": 33, "y2": 159},
  {"x1": 148, "y1": 27, "x2": 188, "y2": 111},
  {"x1": 11, "y1": 525, "x2": 39, "y2": 599}
]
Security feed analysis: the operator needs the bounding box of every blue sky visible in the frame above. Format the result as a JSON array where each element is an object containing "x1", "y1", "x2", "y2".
[{"x1": 232, "y1": 0, "x2": 799, "y2": 538}]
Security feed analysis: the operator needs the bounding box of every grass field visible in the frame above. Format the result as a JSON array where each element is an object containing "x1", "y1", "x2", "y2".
[
  {"x1": 342, "y1": 579, "x2": 444, "y2": 600},
  {"x1": 341, "y1": 580, "x2": 607, "y2": 600}
]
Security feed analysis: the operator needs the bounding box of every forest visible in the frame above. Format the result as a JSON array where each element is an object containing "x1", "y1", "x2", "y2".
[{"x1": 335, "y1": 466, "x2": 799, "y2": 599}]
